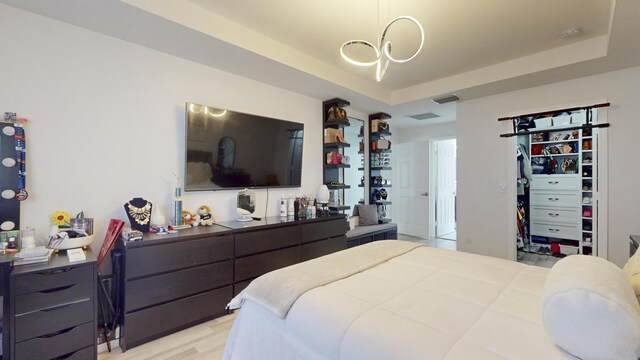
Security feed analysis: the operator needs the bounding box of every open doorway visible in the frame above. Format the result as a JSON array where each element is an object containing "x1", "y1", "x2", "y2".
[{"x1": 431, "y1": 138, "x2": 457, "y2": 241}]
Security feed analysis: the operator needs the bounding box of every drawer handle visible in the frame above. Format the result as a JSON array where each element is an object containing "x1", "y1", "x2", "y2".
[
  {"x1": 548, "y1": 181, "x2": 559, "y2": 184},
  {"x1": 548, "y1": 213, "x2": 560, "y2": 217},
  {"x1": 39, "y1": 284, "x2": 76, "y2": 294},
  {"x1": 38, "y1": 324, "x2": 78, "y2": 339},
  {"x1": 548, "y1": 198, "x2": 559, "y2": 201},
  {"x1": 41, "y1": 267, "x2": 75, "y2": 275},
  {"x1": 548, "y1": 228, "x2": 560, "y2": 232}
]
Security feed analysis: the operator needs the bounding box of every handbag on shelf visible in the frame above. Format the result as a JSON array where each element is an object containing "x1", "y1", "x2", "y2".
[
  {"x1": 378, "y1": 188, "x2": 388, "y2": 200},
  {"x1": 327, "y1": 106, "x2": 347, "y2": 122},
  {"x1": 561, "y1": 158, "x2": 577, "y2": 174},
  {"x1": 371, "y1": 119, "x2": 389, "y2": 133},
  {"x1": 376, "y1": 136, "x2": 391, "y2": 150}
]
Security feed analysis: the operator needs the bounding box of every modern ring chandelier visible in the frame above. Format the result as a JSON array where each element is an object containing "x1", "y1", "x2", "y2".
[{"x1": 340, "y1": 13, "x2": 424, "y2": 82}]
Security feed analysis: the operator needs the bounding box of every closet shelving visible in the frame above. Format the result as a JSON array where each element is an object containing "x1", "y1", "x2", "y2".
[
  {"x1": 527, "y1": 113, "x2": 597, "y2": 257},
  {"x1": 323, "y1": 98, "x2": 351, "y2": 213},
  {"x1": 369, "y1": 112, "x2": 392, "y2": 223}
]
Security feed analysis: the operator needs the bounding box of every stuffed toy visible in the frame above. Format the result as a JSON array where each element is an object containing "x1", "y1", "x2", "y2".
[
  {"x1": 194, "y1": 205, "x2": 215, "y2": 226},
  {"x1": 181, "y1": 210, "x2": 197, "y2": 226}
]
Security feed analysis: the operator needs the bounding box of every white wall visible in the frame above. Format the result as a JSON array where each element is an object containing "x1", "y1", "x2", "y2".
[
  {"x1": 395, "y1": 121, "x2": 456, "y2": 144},
  {"x1": 457, "y1": 65, "x2": 640, "y2": 267},
  {"x1": 0, "y1": 4, "x2": 322, "y2": 251}
]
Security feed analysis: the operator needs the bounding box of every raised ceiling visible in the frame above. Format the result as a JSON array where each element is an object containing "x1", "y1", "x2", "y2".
[{"x1": 2, "y1": 0, "x2": 639, "y2": 128}]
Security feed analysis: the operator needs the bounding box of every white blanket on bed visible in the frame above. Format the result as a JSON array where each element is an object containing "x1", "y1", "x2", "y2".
[
  {"x1": 224, "y1": 244, "x2": 576, "y2": 360},
  {"x1": 228, "y1": 240, "x2": 422, "y2": 318}
]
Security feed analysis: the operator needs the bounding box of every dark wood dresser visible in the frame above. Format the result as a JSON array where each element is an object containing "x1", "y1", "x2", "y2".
[
  {"x1": 113, "y1": 215, "x2": 348, "y2": 351},
  {"x1": 9, "y1": 250, "x2": 97, "y2": 360}
]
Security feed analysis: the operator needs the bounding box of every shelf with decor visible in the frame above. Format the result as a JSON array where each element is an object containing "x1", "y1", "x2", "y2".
[
  {"x1": 525, "y1": 112, "x2": 600, "y2": 257},
  {"x1": 369, "y1": 112, "x2": 392, "y2": 224},
  {"x1": 323, "y1": 98, "x2": 352, "y2": 214},
  {"x1": 326, "y1": 184, "x2": 351, "y2": 190},
  {"x1": 324, "y1": 142, "x2": 351, "y2": 148}
]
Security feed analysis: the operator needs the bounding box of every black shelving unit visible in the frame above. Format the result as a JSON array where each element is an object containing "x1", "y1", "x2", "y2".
[
  {"x1": 323, "y1": 98, "x2": 351, "y2": 214},
  {"x1": 368, "y1": 112, "x2": 393, "y2": 224}
]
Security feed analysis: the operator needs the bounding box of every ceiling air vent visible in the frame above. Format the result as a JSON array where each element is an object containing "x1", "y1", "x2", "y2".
[
  {"x1": 431, "y1": 93, "x2": 460, "y2": 105},
  {"x1": 407, "y1": 112, "x2": 440, "y2": 121}
]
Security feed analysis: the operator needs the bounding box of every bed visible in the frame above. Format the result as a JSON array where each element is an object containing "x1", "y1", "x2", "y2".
[{"x1": 224, "y1": 241, "x2": 640, "y2": 360}]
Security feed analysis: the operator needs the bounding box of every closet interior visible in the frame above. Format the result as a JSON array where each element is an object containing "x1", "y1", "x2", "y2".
[{"x1": 514, "y1": 108, "x2": 603, "y2": 267}]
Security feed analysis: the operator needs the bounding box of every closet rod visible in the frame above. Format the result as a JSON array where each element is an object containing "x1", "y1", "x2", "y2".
[
  {"x1": 497, "y1": 102, "x2": 610, "y2": 121},
  {"x1": 499, "y1": 123, "x2": 610, "y2": 138}
]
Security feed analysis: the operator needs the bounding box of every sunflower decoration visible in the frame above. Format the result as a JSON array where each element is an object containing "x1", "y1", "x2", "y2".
[{"x1": 50, "y1": 210, "x2": 71, "y2": 227}]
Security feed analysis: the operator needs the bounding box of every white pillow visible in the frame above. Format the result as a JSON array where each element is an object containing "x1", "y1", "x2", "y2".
[
  {"x1": 623, "y1": 246, "x2": 640, "y2": 303},
  {"x1": 541, "y1": 255, "x2": 640, "y2": 360}
]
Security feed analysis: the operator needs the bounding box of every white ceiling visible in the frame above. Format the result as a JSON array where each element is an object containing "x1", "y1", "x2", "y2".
[{"x1": 3, "y1": 0, "x2": 640, "y2": 129}]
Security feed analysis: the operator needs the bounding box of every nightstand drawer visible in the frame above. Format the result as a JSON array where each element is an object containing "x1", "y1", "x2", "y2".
[
  {"x1": 530, "y1": 191, "x2": 580, "y2": 208},
  {"x1": 531, "y1": 221, "x2": 581, "y2": 240},
  {"x1": 530, "y1": 206, "x2": 580, "y2": 225},
  {"x1": 15, "y1": 298, "x2": 94, "y2": 342},
  {"x1": 530, "y1": 175, "x2": 580, "y2": 191},
  {"x1": 15, "y1": 321, "x2": 94, "y2": 360},
  {"x1": 15, "y1": 281, "x2": 92, "y2": 314},
  {"x1": 14, "y1": 265, "x2": 93, "y2": 295}
]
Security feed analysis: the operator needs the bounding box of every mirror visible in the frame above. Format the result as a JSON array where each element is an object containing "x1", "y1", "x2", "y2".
[
  {"x1": 236, "y1": 188, "x2": 256, "y2": 222},
  {"x1": 343, "y1": 118, "x2": 364, "y2": 216}
]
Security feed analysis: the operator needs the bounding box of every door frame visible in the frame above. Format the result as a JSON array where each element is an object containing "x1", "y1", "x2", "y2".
[
  {"x1": 429, "y1": 136, "x2": 457, "y2": 240},
  {"x1": 506, "y1": 100, "x2": 609, "y2": 261}
]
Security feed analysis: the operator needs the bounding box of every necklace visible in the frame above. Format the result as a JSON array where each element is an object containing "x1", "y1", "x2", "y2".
[{"x1": 127, "y1": 201, "x2": 151, "y2": 225}]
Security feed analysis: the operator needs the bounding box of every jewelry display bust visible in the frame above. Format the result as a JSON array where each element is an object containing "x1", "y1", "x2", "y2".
[{"x1": 124, "y1": 197, "x2": 152, "y2": 232}]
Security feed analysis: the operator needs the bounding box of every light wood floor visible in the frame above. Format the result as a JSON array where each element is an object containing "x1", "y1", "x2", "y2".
[{"x1": 98, "y1": 312, "x2": 237, "y2": 360}]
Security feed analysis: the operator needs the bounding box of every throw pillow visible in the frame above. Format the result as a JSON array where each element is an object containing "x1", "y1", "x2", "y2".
[
  {"x1": 356, "y1": 205, "x2": 378, "y2": 226},
  {"x1": 541, "y1": 255, "x2": 640, "y2": 360}
]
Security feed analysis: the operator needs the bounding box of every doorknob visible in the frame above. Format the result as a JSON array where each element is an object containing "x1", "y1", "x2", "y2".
[{"x1": 421, "y1": 192, "x2": 429, "y2": 196}]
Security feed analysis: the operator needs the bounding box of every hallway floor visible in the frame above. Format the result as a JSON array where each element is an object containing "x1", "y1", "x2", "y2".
[{"x1": 398, "y1": 233, "x2": 456, "y2": 251}]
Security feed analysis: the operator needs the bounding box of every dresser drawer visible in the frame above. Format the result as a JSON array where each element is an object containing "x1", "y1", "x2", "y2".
[
  {"x1": 301, "y1": 236, "x2": 347, "y2": 261},
  {"x1": 531, "y1": 221, "x2": 581, "y2": 240},
  {"x1": 235, "y1": 225, "x2": 300, "y2": 257},
  {"x1": 530, "y1": 175, "x2": 580, "y2": 191},
  {"x1": 125, "y1": 260, "x2": 232, "y2": 312},
  {"x1": 123, "y1": 286, "x2": 231, "y2": 350},
  {"x1": 15, "y1": 298, "x2": 94, "y2": 342},
  {"x1": 530, "y1": 191, "x2": 580, "y2": 208},
  {"x1": 126, "y1": 235, "x2": 233, "y2": 279},
  {"x1": 15, "y1": 280, "x2": 92, "y2": 315},
  {"x1": 234, "y1": 246, "x2": 300, "y2": 282},
  {"x1": 300, "y1": 218, "x2": 348, "y2": 244},
  {"x1": 530, "y1": 206, "x2": 580, "y2": 225},
  {"x1": 14, "y1": 321, "x2": 94, "y2": 360},
  {"x1": 14, "y1": 264, "x2": 93, "y2": 296}
]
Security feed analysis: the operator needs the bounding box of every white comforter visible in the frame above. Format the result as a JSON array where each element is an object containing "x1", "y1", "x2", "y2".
[{"x1": 223, "y1": 245, "x2": 575, "y2": 359}]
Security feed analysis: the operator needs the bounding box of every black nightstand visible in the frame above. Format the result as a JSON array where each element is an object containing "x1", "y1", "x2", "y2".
[{"x1": 8, "y1": 249, "x2": 97, "y2": 360}]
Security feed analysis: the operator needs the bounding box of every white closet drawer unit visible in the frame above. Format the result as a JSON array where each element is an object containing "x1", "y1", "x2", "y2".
[
  {"x1": 530, "y1": 206, "x2": 580, "y2": 225},
  {"x1": 530, "y1": 175, "x2": 580, "y2": 191},
  {"x1": 530, "y1": 221, "x2": 581, "y2": 241},
  {"x1": 530, "y1": 191, "x2": 580, "y2": 208}
]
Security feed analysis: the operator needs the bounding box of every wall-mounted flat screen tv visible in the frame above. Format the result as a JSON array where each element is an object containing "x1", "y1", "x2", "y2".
[{"x1": 185, "y1": 102, "x2": 304, "y2": 191}]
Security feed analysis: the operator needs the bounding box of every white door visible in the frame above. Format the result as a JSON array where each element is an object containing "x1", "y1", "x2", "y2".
[
  {"x1": 435, "y1": 139, "x2": 457, "y2": 236},
  {"x1": 395, "y1": 142, "x2": 429, "y2": 238}
]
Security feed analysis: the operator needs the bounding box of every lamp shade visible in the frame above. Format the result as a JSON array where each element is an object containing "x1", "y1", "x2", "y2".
[{"x1": 317, "y1": 185, "x2": 330, "y2": 204}]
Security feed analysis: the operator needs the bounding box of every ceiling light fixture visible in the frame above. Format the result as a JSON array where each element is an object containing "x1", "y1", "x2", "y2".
[{"x1": 340, "y1": 3, "x2": 424, "y2": 82}]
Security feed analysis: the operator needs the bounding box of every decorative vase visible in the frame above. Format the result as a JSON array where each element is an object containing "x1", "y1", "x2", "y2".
[{"x1": 317, "y1": 185, "x2": 330, "y2": 204}]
